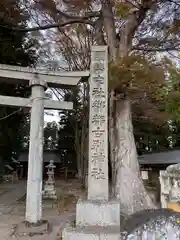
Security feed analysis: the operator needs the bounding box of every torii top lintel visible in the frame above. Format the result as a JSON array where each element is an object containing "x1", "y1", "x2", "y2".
[{"x1": 0, "y1": 64, "x2": 90, "y2": 88}]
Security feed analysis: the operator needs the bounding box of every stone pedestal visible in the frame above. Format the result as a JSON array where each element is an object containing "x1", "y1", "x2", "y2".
[
  {"x1": 63, "y1": 199, "x2": 120, "y2": 240},
  {"x1": 42, "y1": 160, "x2": 57, "y2": 200},
  {"x1": 62, "y1": 46, "x2": 120, "y2": 239},
  {"x1": 14, "y1": 220, "x2": 49, "y2": 237},
  {"x1": 76, "y1": 200, "x2": 120, "y2": 227},
  {"x1": 63, "y1": 225, "x2": 120, "y2": 240},
  {"x1": 42, "y1": 184, "x2": 57, "y2": 200}
]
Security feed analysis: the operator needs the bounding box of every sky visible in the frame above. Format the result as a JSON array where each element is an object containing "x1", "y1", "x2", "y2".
[
  {"x1": 44, "y1": 110, "x2": 60, "y2": 123},
  {"x1": 27, "y1": 14, "x2": 67, "y2": 125},
  {"x1": 44, "y1": 90, "x2": 61, "y2": 123}
]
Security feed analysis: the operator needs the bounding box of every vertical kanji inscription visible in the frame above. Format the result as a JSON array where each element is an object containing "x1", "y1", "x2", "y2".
[{"x1": 88, "y1": 46, "x2": 108, "y2": 201}]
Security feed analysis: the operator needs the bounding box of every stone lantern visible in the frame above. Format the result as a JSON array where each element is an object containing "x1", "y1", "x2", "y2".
[
  {"x1": 42, "y1": 160, "x2": 57, "y2": 199},
  {"x1": 160, "y1": 163, "x2": 180, "y2": 209}
]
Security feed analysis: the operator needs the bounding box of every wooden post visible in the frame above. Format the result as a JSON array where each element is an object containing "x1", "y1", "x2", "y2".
[{"x1": 25, "y1": 78, "x2": 47, "y2": 224}]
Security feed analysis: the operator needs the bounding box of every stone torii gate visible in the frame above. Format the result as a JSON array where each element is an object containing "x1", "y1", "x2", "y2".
[{"x1": 0, "y1": 64, "x2": 89, "y2": 224}]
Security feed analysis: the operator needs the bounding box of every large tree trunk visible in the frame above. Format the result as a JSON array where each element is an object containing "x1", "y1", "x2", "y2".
[
  {"x1": 101, "y1": 0, "x2": 157, "y2": 214},
  {"x1": 114, "y1": 98, "x2": 155, "y2": 214}
]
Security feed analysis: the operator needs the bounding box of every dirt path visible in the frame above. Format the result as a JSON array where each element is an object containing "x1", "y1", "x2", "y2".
[
  {"x1": 0, "y1": 181, "x2": 26, "y2": 214},
  {"x1": 0, "y1": 179, "x2": 85, "y2": 239}
]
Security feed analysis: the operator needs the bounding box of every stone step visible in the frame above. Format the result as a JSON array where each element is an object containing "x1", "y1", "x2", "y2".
[{"x1": 63, "y1": 225, "x2": 121, "y2": 240}]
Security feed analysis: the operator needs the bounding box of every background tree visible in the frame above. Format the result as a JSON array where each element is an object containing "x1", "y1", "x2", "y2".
[
  {"x1": 0, "y1": 0, "x2": 37, "y2": 176},
  {"x1": 44, "y1": 121, "x2": 58, "y2": 149},
  {"x1": 58, "y1": 111, "x2": 76, "y2": 170},
  {"x1": 133, "y1": 116, "x2": 171, "y2": 155},
  {"x1": 56, "y1": 85, "x2": 89, "y2": 185}
]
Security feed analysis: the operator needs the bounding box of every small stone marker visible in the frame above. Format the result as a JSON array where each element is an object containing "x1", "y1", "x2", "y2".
[{"x1": 42, "y1": 160, "x2": 57, "y2": 200}]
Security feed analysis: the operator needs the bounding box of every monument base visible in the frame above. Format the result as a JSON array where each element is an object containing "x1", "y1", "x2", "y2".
[
  {"x1": 42, "y1": 185, "x2": 57, "y2": 199},
  {"x1": 62, "y1": 199, "x2": 121, "y2": 240},
  {"x1": 63, "y1": 224, "x2": 120, "y2": 240},
  {"x1": 13, "y1": 220, "x2": 49, "y2": 237},
  {"x1": 76, "y1": 199, "x2": 120, "y2": 227}
]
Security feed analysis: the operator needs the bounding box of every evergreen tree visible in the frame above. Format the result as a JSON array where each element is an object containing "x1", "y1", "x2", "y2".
[
  {"x1": 58, "y1": 111, "x2": 76, "y2": 170},
  {"x1": 170, "y1": 121, "x2": 180, "y2": 148},
  {"x1": 0, "y1": 1, "x2": 37, "y2": 174},
  {"x1": 133, "y1": 116, "x2": 171, "y2": 155},
  {"x1": 44, "y1": 121, "x2": 58, "y2": 149}
]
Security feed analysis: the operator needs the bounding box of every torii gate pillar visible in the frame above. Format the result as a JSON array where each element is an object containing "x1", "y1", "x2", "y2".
[{"x1": 25, "y1": 78, "x2": 47, "y2": 224}]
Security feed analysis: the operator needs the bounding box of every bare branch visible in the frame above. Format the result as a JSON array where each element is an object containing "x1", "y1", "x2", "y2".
[
  {"x1": 133, "y1": 46, "x2": 180, "y2": 52},
  {"x1": 55, "y1": 10, "x2": 100, "y2": 20},
  {"x1": 1, "y1": 12, "x2": 99, "y2": 32}
]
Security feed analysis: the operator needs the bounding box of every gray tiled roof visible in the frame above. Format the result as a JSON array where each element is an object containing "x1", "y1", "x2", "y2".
[
  {"x1": 17, "y1": 149, "x2": 180, "y2": 165},
  {"x1": 19, "y1": 151, "x2": 61, "y2": 163},
  {"x1": 139, "y1": 149, "x2": 180, "y2": 165}
]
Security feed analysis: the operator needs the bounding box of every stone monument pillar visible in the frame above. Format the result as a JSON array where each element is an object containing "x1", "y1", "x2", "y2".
[
  {"x1": 42, "y1": 160, "x2": 57, "y2": 199},
  {"x1": 88, "y1": 46, "x2": 108, "y2": 201},
  {"x1": 62, "y1": 46, "x2": 120, "y2": 240},
  {"x1": 26, "y1": 78, "x2": 47, "y2": 224}
]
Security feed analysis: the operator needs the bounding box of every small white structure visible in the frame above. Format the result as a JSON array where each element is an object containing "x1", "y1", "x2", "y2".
[
  {"x1": 141, "y1": 170, "x2": 148, "y2": 180},
  {"x1": 160, "y1": 163, "x2": 180, "y2": 208},
  {"x1": 42, "y1": 160, "x2": 57, "y2": 199}
]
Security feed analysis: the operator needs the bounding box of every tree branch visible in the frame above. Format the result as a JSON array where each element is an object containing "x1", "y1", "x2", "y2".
[
  {"x1": 56, "y1": 10, "x2": 100, "y2": 20},
  {"x1": 94, "y1": 17, "x2": 106, "y2": 45},
  {"x1": 133, "y1": 46, "x2": 180, "y2": 52},
  {"x1": 2, "y1": 19, "x2": 93, "y2": 32},
  {"x1": 118, "y1": 0, "x2": 156, "y2": 57},
  {"x1": 166, "y1": 0, "x2": 180, "y2": 7}
]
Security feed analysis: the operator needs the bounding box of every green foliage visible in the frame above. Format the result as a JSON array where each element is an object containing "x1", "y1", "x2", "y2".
[
  {"x1": 109, "y1": 55, "x2": 180, "y2": 154},
  {"x1": 109, "y1": 55, "x2": 164, "y2": 94},
  {"x1": 133, "y1": 106, "x2": 171, "y2": 154},
  {"x1": 57, "y1": 87, "x2": 87, "y2": 172},
  {"x1": 166, "y1": 92, "x2": 180, "y2": 120},
  {"x1": 115, "y1": 2, "x2": 131, "y2": 19},
  {"x1": 44, "y1": 122, "x2": 58, "y2": 149},
  {"x1": 134, "y1": 117, "x2": 180, "y2": 154},
  {"x1": 170, "y1": 120, "x2": 180, "y2": 148},
  {"x1": 165, "y1": 64, "x2": 180, "y2": 121},
  {"x1": 132, "y1": 59, "x2": 180, "y2": 154},
  {"x1": 109, "y1": 55, "x2": 170, "y2": 124}
]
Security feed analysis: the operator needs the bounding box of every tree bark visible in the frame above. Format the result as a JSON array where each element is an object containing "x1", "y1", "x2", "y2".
[
  {"x1": 109, "y1": 90, "x2": 116, "y2": 195},
  {"x1": 114, "y1": 98, "x2": 155, "y2": 214},
  {"x1": 101, "y1": 0, "x2": 117, "y2": 61}
]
